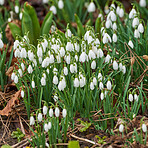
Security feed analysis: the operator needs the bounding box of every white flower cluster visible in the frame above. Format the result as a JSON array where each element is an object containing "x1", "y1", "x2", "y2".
[{"x1": 0, "y1": 32, "x2": 4, "y2": 49}]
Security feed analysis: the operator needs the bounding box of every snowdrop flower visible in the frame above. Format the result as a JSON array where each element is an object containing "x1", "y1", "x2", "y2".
[
  {"x1": 70, "y1": 64, "x2": 75, "y2": 73},
  {"x1": 11, "y1": 73, "x2": 15, "y2": 80},
  {"x1": 116, "y1": 6, "x2": 120, "y2": 15},
  {"x1": 14, "y1": 75, "x2": 18, "y2": 83},
  {"x1": 142, "y1": 123, "x2": 147, "y2": 132},
  {"x1": 8, "y1": 18, "x2": 11, "y2": 22},
  {"x1": 53, "y1": 75, "x2": 58, "y2": 85},
  {"x1": 20, "y1": 48, "x2": 27, "y2": 58},
  {"x1": 119, "y1": 8, "x2": 124, "y2": 18},
  {"x1": 14, "y1": 40, "x2": 19, "y2": 49},
  {"x1": 98, "y1": 48, "x2": 104, "y2": 58},
  {"x1": 62, "y1": 108, "x2": 67, "y2": 118},
  {"x1": 21, "y1": 90, "x2": 24, "y2": 98},
  {"x1": 65, "y1": 29, "x2": 72, "y2": 38},
  {"x1": 55, "y1": 107, "x2": 60, "y2": 117},
  {"x1": 48, "y1": 122, "x2": 52, "y2": 130},
  {"x1": 46, "y1": 143, "x2": 49, "y2": 148},
  {"x1": 49, "y1": 54, "x2": 54, "y2": 63},
  {"x1": 98, "y1": 72, "x2": 103, "y2": 81},
  {"x1": 105, "y1": 54, "x2": 111, "y2": 64},
  {"x1": 107, "y1": 80, "x2": 112, "y2": 90},
  {"x1": 87, "y1": 2, "x2": 96, "y2": 13},
  {"x1": 28, "y1": 65, "x2": 33, "y2": 74},
  {"x1": 66, "y1": 42, "x2": 74, "y2": 52},
  {"x1": 129, "y1": 93, "x2": 133, "y2": 102},
  {"x1": 58, "y1": 79, "x2": 66, "y2": 91},
  {"x1": 88, "y1": 50, "x2": 96, "y2": 60},
  {"x1": 37, "y1": 113, "x2": 42, "y2": 122},
  {"x1": 14, "y1": 49, "x2": 20, "y2": 57},
  {"x1": 31, "y1": 81, "x2": 35, "y2": 88},
  {"x1": 112, "y1": 33, "x2": 117, "y2": 42},
  {"x1": 53, "y1": 94, "x2": 58, "y2": 102},
  {"x1": 100, "y1": 91, "x2": 104, "y2": 100},
  {"x1": 28, "y1": 51, "x2": 34, "y2": 61},
  {"x1": 134, "y1": 29, "x2": 140, "y2": 38},
  {"x1": 18, "y1": 69, "x2": 23, "y2": 77},
  {"x1": 103, "y1": 33, "x2": 112, "y2": 44},
  {"x1": 99, "y1": 81, "x2": 104, "y2": 90},
  {"x1": 63, "y1": 67, "x2": 68, "y2": 75},
  {"x1": 41, "y1": 76, "x2": 46, "y2": 86},
  {"x1": 113, "y1": 60, "x2": 118, "y2": 70},
  {"x1": 138, "y1": 23, "x2": 144, "y2": 33},
  {"x1": 119, "y1": 63, "x2": 123, "y2": 71},
  {"x1": 119, "y1": 124, "x2": 124, "y2": 132},
  {"x1": 110, "y1": 11, "x2": 116, "y2": 22},
  {"x1": 128, "y1": 40, "x2": 134, "y2": 49},
  {"x1": 0, "y1": 33, "x2": 2, "y2": 39},
  {"x1": 105, "y1": 19, "x2": 112, "y2": 28},
  {"x1": 112, "y1": 22, "x2": 117, "y2": 31},
  {"x1": 15, "y1": 5, "x2": 19, "y2": 14},
  {"x1": 49, "y1": 108, "x2": 53, "y2": 117},
  {"x1": 98, "y1": 13, "x2": 103, "y2": 21},
  {"x1": 122, "y1": 65, "x2": 126, "y2": 74},
  {"x1": 134, "y1": 94, "x2": 138, "y2": 101},
  {"x1": 79, "y1": 52, "x2": 87, "y2": 62},
  {"x1": 43, "y1": 106, "x2": 48, "y2": 115},
  {"x1": 65, "y1": 54, "x2": 71, "y2": 64},
  {"x1": 43, "y1": 0, "x2": 48, "y2": 4},
  {"x1": 75, "y1": 55, "x2": 78, "y2": 62},
  {"x1": 50, "y1": 6, "x2": 57, "y2": 14},
  {"x1": 44, "y1": 123, "x2": 48, "y2": 132},
  {"x1": 0, "y1": 39, "x2": 4, "y2": 48},
  {"x1": 79, "y1": 75, "x2": 86, "y2": 88},
  {"x1": 74, "y1": 77, "x2": 79, "y2": 88},
  {"x1": 30, "y1": 116, "x2": 35, "y2": 125},
  {"x1": 104, "y1": 5, "x2": 109, "y2": 14},
  {"x1": 129, "y1": 8, "x2": 136, "y2": 19},
  {"x1": 37, "y1": 46, "x2": 43, "y2": 58},
  {"x1": 74, "y1": 42, "x2": 80, "y2": 52},
  {"x1": 58, "y1": 0, "x2": 64, "y2": 9},
  {"x1": 93, "y1": 77, "x2": 97, "y2": 86},
  {"x1": 110, "y1": 3, "x2": 115, "y2": 9},
  {"x1": 90, "y1": 82, "x2": 95, "y2": 90},
  {"x1": 19, "y1": 12, "x2": 22, "y2": 20},
  {"x1": 132, "y1": 17, "x2": 139, "y2": 28},
  {"x1": 59, "y1": 47, "x2": 65, "y2": 57},
  {"x1": 91, "y1": 60, "x2": 96, "y2": 69},
  {"x1": 139, "y1": 0, "x2": 146, "y2": 7}
]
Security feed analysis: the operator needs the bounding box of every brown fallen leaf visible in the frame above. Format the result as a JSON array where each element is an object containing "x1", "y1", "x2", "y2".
[
  {"x1": 0, "y1": 90, "x2": 21, "y2": 116},
  {"x1": 143, "y1": 55, "x2": 148, "y2": 61}
]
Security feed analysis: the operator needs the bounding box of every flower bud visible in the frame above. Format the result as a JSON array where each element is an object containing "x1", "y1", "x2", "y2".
[
  {"x1": 129, "y1": 93, "x2": 133, "y2": 102},
  {"x1": 53, "y1": 75, "x2": 58, "y2": 85},
  {"x1": 139, "y1": 0, "x2": 146, "y2": 7},
  {"x1": 30, "y1": 116, "x2": 35, "y2": 125},
  {"x1": 119, "y1": 124, "x2": 124, "y2": 132},
  {"x1": 32, "y1": 81, "x2": 35, "y2": 88},
  {"x1": 50, "y1": 6, "x2": 57, "y2": 14},
  {"x1": 74, "y1": 78, "x2": 80, "y2": 88},
  {"x1": 87, "y1": 2, "x2": 96, "y2": 13},
  {"x1": 107, "y1": 80, "x2": 112, "y2": 90},
  {"x1": 90, "y1": 82, "x2": 95, "y2": 90},
  {"x1": 41, "y1": 77, "x2": 46, "y2": 86},
  {"x1": 112, "y1": 33, "x2": 117, "y2": 42},
  {"x1": 43, "y1": 106, "x2": 48, "y2": 115},
  {"x1": 58, "y1": 0, "x2": 64, "y2": 9},
  {"x1": 21, "y1": 90, "x2": 24, "y2": 98},
  {"x1": 55, "y1": 107, "x2": 60, "y2": 117},
  {"x1": 138, "y1": 23, "x2": 144, "y2": 33},
  {"x1": 44, "y1": 123, "x2": 48, "y2": 132},
  {"x1": 28, "y1": 65, "x2": 33, "y2": 74},
  {"x1": 37, "y1": 113, "x2": 42, "y2": 122},
  {"x1": 142, "y1": 123, "x2": 147, "y2": 132},
  {"x1": 15, "y1": 5, "x2": 19, "y2": 14},
  {"x1": 91, "y1": 60, "x2": 96, "y2": 69},
  {"x1": 100, "y1": 92, "x2": 104, "y2": 100},
  {"x1": 49, "y1": 108, "x2": 53, "y2": 117},
  {"x1": 62, "y1": 108, "x2": 67, "y2": 118},
  {"x1": 113, "y1": 60, "x2": 118, "y2": 70},
  {"x1": 128, "y1": 40, "x2": 134, "y2": 49},
  {"x1": 14, "y1": 75, "x2": 18, "y2": 83},
  {"x1": 48, "y1": 122, "x2": 52, "y2": 129}
]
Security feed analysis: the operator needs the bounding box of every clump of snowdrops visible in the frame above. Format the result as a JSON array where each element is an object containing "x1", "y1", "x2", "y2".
[{"x1": 29, "y1": 102, "x2": 68, "y2": 147}]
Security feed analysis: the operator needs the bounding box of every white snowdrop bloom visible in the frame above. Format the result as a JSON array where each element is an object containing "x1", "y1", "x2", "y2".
[
  {"x1": 33, "y1": 59, "x2": 37, "y2": 67},
  {"x1": 119, "y1": 63, "x2": 123, "y2": 71},
  {"x1": 104, "y1": 5, "x2": 109, "y2": 14},
  {"x1": 88, "y1": 50, "x2": 96, "y2": 60},
  {"x1": 112, "y1": 22, "x2": 117, "y2": 31},
  {"x1": 0, "y1": 33, "x2": 2, "y2": 39},
  {"x1": 53, "y1": 68, "x2": 58, "y2": 75},
  {"x1": 28, "y1": 65, "x2": 33, "y2": 74},
  {"x1": 79, "y1": 52, "x2": 87, "y2": 62},
  {"x1": 31, "y1": 81, "x2": 35, "y2": 88},
  {"x1": 99, "y1": 81, "x2": 104, "y2": 90},
  {"x1": 28, "y1": 51, "x2": 34, "y2": 61},
  {"x1": 59, "y1": 47, "x2": 65, "y2": 57},
  {"x1": 110, "y1": 3, "x2": 115, "y2": 9},
  {"x1": 138, "y1": 23, "x2": 144, "y2": 33},
  {"x1": 98, "y1": 13, "x2": 103, "y2": 21},
  {"x1": 132, "y1": 17, "x2": 139, "y2": 28},
  {"x1": 65, "y1": 29, "x2": 72, "y2": 38},
  {"x1": 93, "y1": 77, "x2": 97, "y2": 86},
  {"x1": 19, "y1": 12, "x2": 22, "y2": 20},
  {"x1": 18, "y1": 69, "x2": 23, "y2": 77},
  {"x1": 139, "y1": 0, "x2": 146, "y2": 7},
  {"x1": 142, "y1": 123, "x2": 147, "y2": 132},
  {"x1": 112, "y1": 33, "x2": 117, "y2": 42},
  {"x1": 119, "y1": 124, "x2": 124, "y2": 132},
  {"x1": 0, "y1": 39, "x2": 4, "y2": 48},
  {"x1": 94, "y1": 38, "x2": 100, "y2": 46},
  {"x1": 66, "y1": 42, "x2": 74, "y2": 52},
  {"x1": 74, "y1": 42, "x2": 80, "y2": 52},
  {"x1": 119, "y1": 8, "x2": 124, "y2": 18},
  {"x1": 11, "y1": 73, "x2": 15, "y2": 80},
  {"x1": 62, "y1": 109, "x2": 67, "y2": 118},
  {"x1": 48, "y1": 122, "x2": 52, "y2": 130},
  {"x1": 14, "y1": 49, "x2": 20, "y2": 57},
  {"x1": 75, "y1": 55, "x2": 78, "y2": 62},
  {"x1": 53, "y1": 94, "x2": 58, "y2": 102},
  {"x1": 53, "y1": 75, "x2": 58, "y2": 85},
  {"x1": 105, "y1": 54, "x2": 111, "y2": 63},
  {"x1": 37, "y1": 46, "x2": 43, "y2": 58},
  {"x1": 74, "y1": 78, "x2": 79, "y2": 88},
  {"x1": 70, "y1": 64, "x2": 75, "y2": 73},
  {"x1": 58, "y1": 80, "x2": 64, "y2": 91},
  {"x1": 129, "y1": 8, "x2": 136, "y2": 19},
  {"x1": 134, "y1": 94, "x2": 138, "y2": 101},
  {"x1": 21, "y1": 90, "x2": 24, "y2": 98},
  {"x1": 107, "y1": 80, "x2": 112, "y2": 90},
  {"x1": 56, "y1": 54, "x2": 61, "y2": 63},
  {"x1": 101, "y1": 27, "x2": 105, "y2": 35},
  {"x1": 43, "y1": 106, "x2": 48, "y2": 115},
  {"x1": 46, "y1": 143, "x2": 49, "y2": 148},
  {"x1": 8, "y1": 18, "x2": 11, "y2": 22},
  {"x1": 55, "y1": 107, "x2": 60, "y2": 117},
  {"x1": 105, "y1": 19, "x2": 112, "y2": 28},
  {"x1": 37, "y1": 113, "x2": 42, "y2": 122},
  {"x1": 110, "y1": 11, "x2": 116, "y2": 22},
  {"x1": 103, "y1": 33, "x2": 112, "y2": 44},
  {"x1": 39, "y1": 57, "x2": 42, "y2": 64},
  {"x1": 90, "y1": 82, "x2": 95, "y2": 90},
  {"x1": 128, "y1": 40, "x2": 134, "y2": 49},
  {"x1": 58, "y1": 0, "x2": 64, "y2": 9},
  {"x1": 15, "y1": 5, "x2": 19, "y2": 14},
  {"x1": 91, "y1": 60, "x2": 96, "y2": 69},
  {"x1": 50, "y1": 5, "x2": 57, "y2": 14},
  {"x1": 14, "y1": 75, "x2": 18, "y2": 83},
  {"x1": 98, "y1": 73, "x2": 103, "y2": 81},
  {"x1": 0, "y1": 0, "x2": 4, "y2": 5},
  {"x1": 20, "y1": 48, "x2": 27, "y2": 58},
  {"x1": 43, "y1": 0, "x2": 48, "y2": 4},
  {"x1": 49, "y1": 54, "x2": 54, "y2": 63},
  {"x1": 30, "y1": 116, "x2": 35, "y2": 125},
  {"x1": 129, "y1": 93, "x2": 133, "y2": 102},
  {"x1": 65, "y1": 54, "x2": 71, "y2": 64},
  {"x1": 100, "y1": 92, "x2": 104, "y2": 100},
  {"x1": 87, "y1": 36, "x2": 94, "y2": 44},
  {"x1": 79, "y1": 76, "x2": 86, "y2": 88},
  {"x1": 84, "y1": 30, "x2": 90, "y2": 41},
  {"x1": 122, "y1": 65, "x2": 126, "y2": 74},
  {"x1": 74, "y1": 63, "x2": 77, "y2": 73},
  {"x1": 49, "y1": 108, "x2": 53, "y2": 117},
  {"x1": 134, "y1": 29, "x2": 140, "y2": 38},
  {"x1": 63, "y1": 67, "x2": 68, "y2": 75},
  {"x1": 116, "y1": 6, "x2": 120, "y2": 15},
  {"x1": 87, "y1": 2, "x2": 96, "y2": 13},
  {"x1": 41, "y1": 77, "x2": 46, "y2": 86},
  {"x1": 44, "y1": 123, "x2": 48, "y2": 132},
  {"x1": 113, "y1": 60, "x2": 118, "y2": 70}
]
